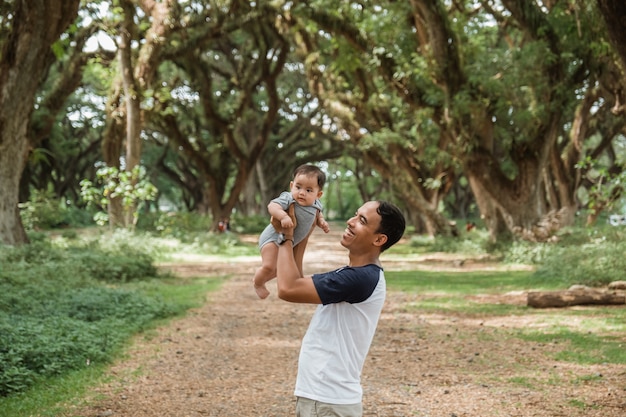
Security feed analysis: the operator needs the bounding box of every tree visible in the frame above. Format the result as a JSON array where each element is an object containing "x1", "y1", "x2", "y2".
[
  {"x1": 98, "y1": 0, "x2": 178, "y2": 228},
  {"x1": 287, "y1": 0, "x2": 626, "y2": 241},
  {"x1": 596, "y1": 0, "x2": 626, "y2": 71},
  {"x1": 287, "y1": 1, "x2": 457, "y2": 235},
  {"x1": 145, "y1": 2, "x2": 344, "y2": 228},
  {"x1": 23, "y1": 8, "x2": 114, "y2": 206},
  {"x1": 7, "y1": 1, "x2": 625, "y2": 242},
  {"x1": 0, "y1": 0, "x2": 80, "y2": 245}
]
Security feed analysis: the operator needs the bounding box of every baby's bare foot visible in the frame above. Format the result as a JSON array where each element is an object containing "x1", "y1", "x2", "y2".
[{"x1": 253, "y1": 278, "x2": 270, "y2": 299}]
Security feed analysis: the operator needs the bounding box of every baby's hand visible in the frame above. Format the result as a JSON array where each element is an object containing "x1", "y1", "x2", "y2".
[
  {"x1": 281, "y1": 215, "x2": 295, "y2": 229},
  {"x1": 318, "y1": 219, "x2": 330, "y2": 233}
]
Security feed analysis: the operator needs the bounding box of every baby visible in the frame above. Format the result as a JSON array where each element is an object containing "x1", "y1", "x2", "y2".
[{"x1": 253, "y1": 164, "x2": 330, "y2": 299}]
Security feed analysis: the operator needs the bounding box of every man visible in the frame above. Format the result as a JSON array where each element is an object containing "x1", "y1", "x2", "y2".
[{"x1": 275, "y1": 200, "x2": 406, "y2": 417}]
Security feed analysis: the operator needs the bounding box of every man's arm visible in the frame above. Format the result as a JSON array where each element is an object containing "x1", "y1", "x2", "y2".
[
  {"x1": 276, "y1": 240, "x2": 322, "y2": 304},
  {"x1": 292, "y1": 233, "x2": 309, "y2": 275}
]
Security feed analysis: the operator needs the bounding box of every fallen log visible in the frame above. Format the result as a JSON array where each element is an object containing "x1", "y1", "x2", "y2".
[
  {"x1": 609, "y1": 280, "x2": 626, "y2": 290},
  {"x1": 527, "y1": 289, "x2": 626, "y2": 308}
]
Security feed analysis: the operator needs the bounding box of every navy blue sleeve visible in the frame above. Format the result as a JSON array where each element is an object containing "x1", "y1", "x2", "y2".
[{"x1": 312, "y1": 265, "x2": 382, "y2": 305}]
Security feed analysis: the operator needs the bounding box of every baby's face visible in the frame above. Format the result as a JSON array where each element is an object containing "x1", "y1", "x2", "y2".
[{"x1": 290, "y1": 174, "x2": 322, "y2": 207}]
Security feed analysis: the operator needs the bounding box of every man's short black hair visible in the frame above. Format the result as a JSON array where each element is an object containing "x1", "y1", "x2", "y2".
[{"x1": 376, "y1": 201, "x2": 406, "y2": 252}]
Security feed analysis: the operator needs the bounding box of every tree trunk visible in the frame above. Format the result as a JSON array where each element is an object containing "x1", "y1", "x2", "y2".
[
  {"x1": 0, "y1": 158, "x2": 29, "y2": 245},
  {"x1": 467, "y1": 175, "x2": 511, "y2": 242},
  {"x1": 119, "y1": 7, "x2": 142, "y2": 228},
  {"x1": 99, "y1": 0, "x2": 174, "y2": 229},
  {"x1": 596, "y1": 0, "x2": 626, "y2": 71},
  {"x1": 102, "y1": 79, "x2": 126, "y2": 228},
  {"x1": 0, "y1": 0, "x2": 80, "y2": 245},
  {"x1": 362, "y1": 146, "x2": 454, "y2": 237},
  {"x1": 463, "y1": 125, "x2": 574, "y2": 242},
  {"x1": 528, "y1": 290, "x2": 625, "y2": 308}
]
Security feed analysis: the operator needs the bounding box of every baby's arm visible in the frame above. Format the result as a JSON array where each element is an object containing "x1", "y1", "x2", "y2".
[
  {"x1": 268, "y1": 201, "x2": 294, "y2": 229},
  {"x1": 316, "y1": 211, "x2": 330, "y2": 233}
]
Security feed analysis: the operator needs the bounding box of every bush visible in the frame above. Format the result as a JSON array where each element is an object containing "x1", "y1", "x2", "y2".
[
  {"x1": 0, "y1": 237, "x2": 174, "y2": 397},
  {"x1": 19, "y1": 190, "x2": 94, "y2": 230},
  {"x1": 501, "y1": 224, "x2": 626, "y2": 287},
  {"x1": 137, "y1": 212, "x2": 257, "y2": 257},
  {"x1": 70, "y1": 248, "x2": 158, "y2": 282},
  {"x1": 0, "y1": 239, "x2": 157, "y2": 283},
  {"x1": 229, "y1": 213, "x2": 268, "y2": 234},
  {"x1": 138, "y1": 211, "x2": 214, "y2": 239},
  {"x1": 0, "y1": 315, "x2": 115, "y2": 396},
  {"x1": 407, "y1": 228, "x2": 489, "y2": 255},
  {"x1": 533, "y1": 241, "x2": 626, "y2": 287},
  {"x1": 401, "y1": 222, "x2": 626, "y2": 288}
]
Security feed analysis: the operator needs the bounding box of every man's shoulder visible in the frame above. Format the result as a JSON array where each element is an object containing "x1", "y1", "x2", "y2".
[
  {"x1": 313, "y1": 264, "x2": 383, "y2": 304},
  {"x1": 330, "y1": 263, "x2": 381, "y2": 273}
]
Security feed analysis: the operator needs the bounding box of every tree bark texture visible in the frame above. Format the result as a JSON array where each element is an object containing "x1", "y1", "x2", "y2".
[
  {"x1": 527, "y1": 290, "x2": 626, "y2": 308},
  {"x1": 0, "y1": 0, "x2": 80, "y2": 245},
  {"x1": 596, "y1": 0, "x2": 626, "y2": 71}
]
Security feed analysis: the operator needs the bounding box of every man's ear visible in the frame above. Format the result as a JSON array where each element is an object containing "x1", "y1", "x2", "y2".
[{"x1": 373, "y1": 233, "x2": 388, "y2": 248}]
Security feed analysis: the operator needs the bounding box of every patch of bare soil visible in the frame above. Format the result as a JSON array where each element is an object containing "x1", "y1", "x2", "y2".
[{"x1": 67, "y1": 229, "x2": 625, "y2": 417}]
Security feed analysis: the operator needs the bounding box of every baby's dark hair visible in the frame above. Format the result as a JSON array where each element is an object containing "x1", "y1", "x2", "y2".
[
  {"x1": 293, "y1": 164, "x2": 326, "y2": 189},
  {"x1": 376, "y1": 201, "x2": 406, "y2": 252}
]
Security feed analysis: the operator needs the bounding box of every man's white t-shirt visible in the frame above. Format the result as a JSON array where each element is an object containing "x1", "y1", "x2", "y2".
[{"x1": 294, "y1": 264, "x2": 386, "y2": 404}]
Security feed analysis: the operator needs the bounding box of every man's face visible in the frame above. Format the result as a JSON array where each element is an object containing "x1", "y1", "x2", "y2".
[
  {"x1": 290, "y1": 174, "x2": 322, "y2": 207},
  {"x1": 341, "y1": 201, "x2": 383, "y2": 251}
]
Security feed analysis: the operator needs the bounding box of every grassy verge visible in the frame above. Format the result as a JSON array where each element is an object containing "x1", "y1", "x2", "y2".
[
  {"x1": 0, "y1": 230, "x2": 226, "y2": 417},
  {"x1": 387, "y1": 269, "x2": 626, "y2": 366},
  {"x1": 387, "y1": 270, "x2": 562, "y2": 294},
  {"x1": 0, "y1": 275, "x2": 223, "y2": 417}
]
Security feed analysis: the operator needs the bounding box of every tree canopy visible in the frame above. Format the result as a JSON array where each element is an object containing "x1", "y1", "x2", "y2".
[{"x1": 1, "y1": 0, "x2": 625, "y2": 245}]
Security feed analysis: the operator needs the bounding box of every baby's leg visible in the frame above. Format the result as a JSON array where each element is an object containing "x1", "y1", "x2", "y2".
[{"x1": 253, "y1": 243, "x2": 278, "y2": 299}]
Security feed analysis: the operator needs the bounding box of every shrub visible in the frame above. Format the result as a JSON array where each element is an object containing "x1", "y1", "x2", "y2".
[
  {"x1": 18, "y1": 190, "x2": 94, "y2": 230},
  {"x1": 407, "y1": 228, "x2": 489, "y2": 255},
  {"x1": 80, "y1": 165, "x2": 157, "y2": 229},
  {"x1": 144, "y1": 211, "x2": 214, "y2": 239},
  {"x1": 229, "y1": 213, "x2": 268, "y2": 234},
  {"x1": 19, "y1": 190, "x2": 68, "y2": 230},
  {"x1": 533, "y1": 241, "x2": 626, "y2": 287},
  {"x1": 70, "y1": 248, "x2": 158, "y2": 282},
  {"x1": 499, "y1": 224, "x2": 626, "y2": 287},
  {"x1": 0, "y1": 237, "x2": 174, "y2": 397}
]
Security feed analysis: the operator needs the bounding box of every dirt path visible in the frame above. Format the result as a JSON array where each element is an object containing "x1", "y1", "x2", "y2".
[{"x1": 68, "y1": 229, "x2": 625, "y2": 417}]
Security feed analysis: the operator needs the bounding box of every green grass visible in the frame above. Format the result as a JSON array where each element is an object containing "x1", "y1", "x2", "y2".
[
  {"x1": 0, "y1": 365, "x2": 108, "y2": 417},
  {"x1": 567, "y1": 398, "x2": 599, "y2": 410},
  {"x1": 507, "y1": 376, "x2": 536, "y2": 388},
  {"x1": 386, "y1": 269, "x2": 626, "y2": 366},
  {"x1": 125, "y1": 274, "x2": 225, "y2": 310},
  {"x1": 518, "y1": 330, "x2": 626, "y2": 364},
  {"x1": 387, "y1": 270, "x2": 561, "y2": 295},
  {"x1": 0, "y1": 272, "x2": 224, "y2": 417},
  {"x1": 406, "y1": 296, "x2": 526, "y2": 316}
]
